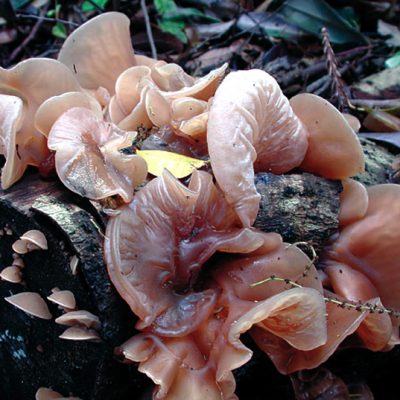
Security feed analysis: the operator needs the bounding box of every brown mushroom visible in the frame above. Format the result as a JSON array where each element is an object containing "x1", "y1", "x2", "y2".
[
  {"x1": 59, "y1": 326, "x2": 100, "y2": 342},
  {"x1": 5, "y1": 292, "x2": 52, "y2": 319},
  {"x1": 47, "y1": 290, "x2": 76, "y2": 310},
  {"x1": 290, "y1": 93, "x2": 365, "y2": 179},
  {"x1": 55, "y1": 310, "x2": 101, "y2": 330},
  {"x1": 35, "y1": 387, "x2": 63, "y2": 400},
  {"x1": 47, "y1": 107, "x2": 147, "y2": 201},
  {"x1": 20, "y1": 229, "x2": 48, "y2": 250},
  {"x1": 0, "y1": 266, "x2": 22, "y2": 283}
]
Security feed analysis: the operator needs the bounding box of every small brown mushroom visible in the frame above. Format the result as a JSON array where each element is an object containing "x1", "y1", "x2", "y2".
[
  {"x1": 35, "y1": 387, "x2": 63, "y2": 400},
  {"x1": 11, "y1": 256, "x2": 24, "y2": 268},
  {"x1": 69, "y1": 255, "x2": 79, "y2": 275},
  {"x1": 5, "y1": 292, "x2": 52, "y2": 319},
  {"x1": 0, "y1": 266, "x2": 22, "y2": 283},
  {"x1": 47, "y1": 290, "x2": 76, "y2": 310},
  {"x1": 12, "y1": 239, "x2": 28, "y2": 254},
  {"x1": 20, "y1": 229, "x2": 48, "y2": 250},
  {"x1": 55, "y1": 310, "x2": 101, "y2": 330},
  {"x1": 59, "y1": 326, "x2": 100, "y2": 342}
]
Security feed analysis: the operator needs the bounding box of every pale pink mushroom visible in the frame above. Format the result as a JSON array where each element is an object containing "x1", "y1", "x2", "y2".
[
  {"x1": 325, "y1": 263, "x2": 393, "y2": 351},
  {"x1": 325, "y1": 184, "x2": 400, "y2": 312},
  {"x1": 47, "y1": 290, "x2": 76, "y2": 310},
  {"x1": 35, "y1": 92, "x2": 102, "y2": 137},
  {"x1": 58, "y1": 12, "x2": 136, "y2": 93},
  {"x1": 207, "y1": 69, "x2": 309, "y2": 226},
  {"x1": 48, "y1": 107, "x2": 147, "y2": 201},
  {"x1": 0, "y1": 58, "x2": 82, "y2": 187},
  {"x1": 5, "y1": 292, "x2": 52, "y2": 319},
  {"x1": 0, "y1": 94, "x2": 24, "y2": 189},
  {"x1": 119, "y1": 287, "x2": 326, "y2": 400},
  {"x1": 290, "y1": 93, "x2": 365, "y2": 179},
  {"x1": 338, "y1": 178, "x2": 369, "y2": 227},
  {"x1": 105, "y1": 170, "x2": 264, "y2": 335},
  {"x1": 105, "y1": 170, "x2": 330, "y2": 398},
  {"x1": 0, "y1": 266, "x2": 22, "y2": 283},
  {"x1": 251, "y1": 300, "x2": 367, "y2": 374},
  {"x1": 342, "y1": 113, "x2": 361, "y2": 133}
]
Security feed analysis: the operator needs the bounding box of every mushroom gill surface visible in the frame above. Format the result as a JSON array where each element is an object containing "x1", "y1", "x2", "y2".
[
  {"x1": 207, "y1": 69, "x2": 309, "y2": 227},
  {"x1": 48, "y1": 107, "x2": 147, "y2": 201},
  {"x1": 105, "y1": 170, "x2": 265, "y2": 336}
]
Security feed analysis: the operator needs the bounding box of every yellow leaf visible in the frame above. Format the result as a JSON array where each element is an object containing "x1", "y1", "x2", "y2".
[{"x1": 136, "y1": 150, "x2": 207, "y2": 179}]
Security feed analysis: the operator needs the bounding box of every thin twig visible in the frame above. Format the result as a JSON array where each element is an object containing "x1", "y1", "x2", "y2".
[
  {"x1": 250, "y1": 275, "x2": 400, "y2": 317},
  {"x1": 321, "y1": 27, "x2": 352, "y2": 111},
  {"x1": 16, "y1": 13, "x2": 79, "y2": 27},
  {"x1": 9, "y1": 4, "x2": 50, "y2": 64},
  {"x1": 141, "y1": 0, "x2": 157, "y2": 60}
]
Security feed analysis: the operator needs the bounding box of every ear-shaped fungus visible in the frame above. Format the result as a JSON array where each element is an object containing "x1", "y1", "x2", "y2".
[
  {"x1": 290, "y1": 93, "x2": 364, "y2": 179},
  {"x1": 119, "y1": 287, "x2": 326, "y2": 400},
  {"x1": 207, "y1": 69, "x2": 309, "y2": 227},
  {"x1": 326, "y1": 184, "x2": 400, "y2": 311},
  {"x1": 105, "y1": 171, "x2": 330, "y2": 399},
  {"x1": 323, "y1": 183, "x2": 400, "y2": 346},
  {"x1": 0, "y1": 58, "x2": 82, "y2": 186},
  {"x1": 48, "y1": 107, "x2": 147, "y2": 201},
  {"x1": 0, "y1": 95, "x2": 24, "y2": 189},
  {"x1": 325, "y1": 263, "x2": 393, "y2": 351},
  {"x1": 105, "y1": 170, "x2": 264, "y2": 335},
  {"x1": 35, "y1": 91, "x2": 103, "y2": 137},
  {"x1": 58, "y1": 12, "x2": 136, "y2": 93}
]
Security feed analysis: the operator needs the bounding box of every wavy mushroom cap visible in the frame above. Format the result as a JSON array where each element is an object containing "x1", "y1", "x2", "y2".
[
  {"x1": 290, "y1": 93, "x2": 365, "y2": 179},
  {"x1": 0, "y1": 58, "x2": 82, "y2": 175},
  {"x1": 325, "y1": 184, "x2": 400, "y2": 312},
  {"x1": 207, "y1": 69, "x2": 309, "y2": 227},
  {"x1": 48, "y1": 107, "x2": 147, "y2": 201},
  {"x1": 120, "y1": 287, "x2": 326, "y2": 400},
  {"x1": 325, "y1": 263, "x2": 393, "y2": 351},
  {"x1": 0, "y1": 94, "x2": 24, "y2": 189},
  {"x1": 105, "y1": 169, "x2": 265, "y2": 336},
  {"x1": 58, "y1": 12, "x2": 136, "y2": 93},
  {"x1": 338, "y1": 178, "x2": 369, "y2": 227},
  {"x1": 35, "y1": 91, "x2": 102, "y2": 137}
]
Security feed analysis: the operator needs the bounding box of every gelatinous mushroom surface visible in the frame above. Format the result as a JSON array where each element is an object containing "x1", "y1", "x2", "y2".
[
  {"x1": 207, "y1": 69, "x2": 308, "y2": 226},
  {"x1": 48, "y1": 107, "x2": 147, "y2": 201}
]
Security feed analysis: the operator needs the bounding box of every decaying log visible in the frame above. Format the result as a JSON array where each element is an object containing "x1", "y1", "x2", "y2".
[
  {"x1": 0, "y1": 172, "x2": 148, "y2": 400},
  {"x1": 254, "y1": 173, "x2": 341, "y2": 254}
]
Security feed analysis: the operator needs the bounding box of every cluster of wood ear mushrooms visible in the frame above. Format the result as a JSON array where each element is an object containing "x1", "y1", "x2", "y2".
[{"x1": 1, "y1": 11, "x2": 400, "y2": 400}]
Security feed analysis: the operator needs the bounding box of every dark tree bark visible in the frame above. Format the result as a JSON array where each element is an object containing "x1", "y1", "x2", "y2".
[{"x1": 0, "y1": 171, "x2": 149, "y2": 400}]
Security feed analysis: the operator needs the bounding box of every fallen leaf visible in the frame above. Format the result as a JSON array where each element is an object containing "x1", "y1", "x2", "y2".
[
  {"x1": 136, "y1": 149, "x2": 207, "y2": 178},
  {"x1": 378, "y1": 20, "x2": 400, "y2": 47},
  {"x1": 358, "y1": 132, "x2": 400, "y2": 150},
  {"x1": 277, "y1": 0, "x2": 367, "y2": 45}
]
